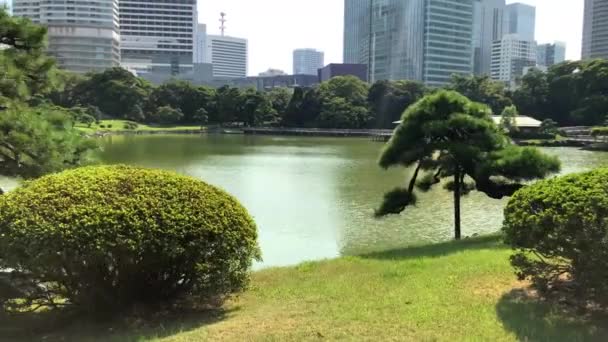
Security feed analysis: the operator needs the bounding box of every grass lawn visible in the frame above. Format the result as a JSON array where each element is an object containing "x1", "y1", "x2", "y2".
[
  {"x1": 75, "y1": 120, "x2": 204, "y2": 134},
  {"x1": 2, "y1": 235, "x2": 607, "y2": 341}
]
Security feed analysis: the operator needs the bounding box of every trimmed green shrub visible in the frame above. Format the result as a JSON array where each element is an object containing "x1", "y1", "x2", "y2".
[
  {"x1": 123, "y1": 121, "x2": 138, "y2": 130},
  {"x1": 591, "y1": 127, "x2": 608, "y2": 138},
  {"x1": 503, "y1": 168, "x2": 608, "y2": 305},
  {"x1": 0, "y1": 165, "x2": 260, "y2": 313}
]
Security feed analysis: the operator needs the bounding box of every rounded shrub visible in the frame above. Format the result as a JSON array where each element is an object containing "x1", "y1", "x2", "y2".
[
  {"x1": 0, "y1": 165, "x2": 260, "y2": 313},
  {"x1": 503, "y1": 168, "x2": 608, "y2": 305}
]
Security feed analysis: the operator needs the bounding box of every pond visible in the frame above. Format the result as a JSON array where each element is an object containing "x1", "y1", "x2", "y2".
[{"x1": 87, "y1": 134, "x2": 608, "y2": 268}]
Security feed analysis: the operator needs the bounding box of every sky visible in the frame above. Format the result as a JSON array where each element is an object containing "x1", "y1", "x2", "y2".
[{"x1": 198, "y1": 0, "x2": 585, "y2": 76}]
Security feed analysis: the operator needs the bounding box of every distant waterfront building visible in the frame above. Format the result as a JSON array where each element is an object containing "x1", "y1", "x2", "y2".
[
  {"x1": 259, "y1": 68, "x2": 287, "y2": 77},
  {"x1": 537, "y1": 42, "x2": 566, "y2": 67},
  {"x1": 119, "y1": 0, "x2": 197, "y2": 76},
  {"x1": 582, "y1": 0, "x2": 608, "y2": 60},
  {"x1": 231, "y1": 74, "x2": 318, "y2": 91},
  {"x1": 13, "y1": 0, "x2": 120, "y2": 73},
  {"x1": 206, "y1": 35, "x2": 248, "y2": 78},
  {"x1": 503, "y1": 2, "x2": 536, "y2": 41},
  {"x1": 472, "y1": 0, "x2": 505, "y2": 75},
  {"x1": 491, "y1": 34, "x2": 537, "y2": 86},
  {"x1": 293, "y1": 49, "x2": 324, "y2": 75},
  {"x1": 343, "y1": 0, "x2": 473, "y2": 86},
  {"x1": 318, "y1": 63, "x2": 368, "y2": 82}
]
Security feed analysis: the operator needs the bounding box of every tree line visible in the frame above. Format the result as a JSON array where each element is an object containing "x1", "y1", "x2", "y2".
[{"x1": 47, "y1": 58, "x2": 608, "y2": 130}]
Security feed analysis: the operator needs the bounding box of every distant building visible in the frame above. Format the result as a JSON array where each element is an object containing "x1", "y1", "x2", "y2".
[
  {"x1": 1, "y1": 0, "x2": 11, "y2": 13},
  {"x1": 138, "y1": 63, "x2": 214, "y2": 86},
  {"x1": 343, "y1": 0, "x2": 473, "y2": 86},
  {"x1": 504, "y1": 2, "x2": 536, "y2": 41},
  {"x1": 472, "y1": 0, "x2": 506, "y2": 75},
  {"x1": 259, "y1": 69, "x2": 287, "y2": 77},
  {"x1": 582, "y1": 0, "x2": 608, "y2": 60},
  {"x1": 194, "y1": 24, "x2": 208, "y2": 64},
  {"x1": 491, "y1": 34, "x2": 537, "y2": 86},
  {"x1": 207, "y1": 35, "x2": 248, "y2": 78},
  {"x1": 537, "y1": 42, "x2": 566, "y2": 67},
  {"x1": 491, "y1": 115, "x2": 541, "y2": 132},
  {"x1": 293, "y1": 49, "x2": 324, "y2": 75},
  {"x1": 318, "y1": 63, "x2": 368, "y2": 82},
  {"x1": 119, "y1": 0, "x2": 197, "y2": 77},
  {"x1": 231, "y1": 74, "x2": 318, "y2": 91},
  {"x1": 13, "y1": 0, "x2": 120, "y2": 73}
]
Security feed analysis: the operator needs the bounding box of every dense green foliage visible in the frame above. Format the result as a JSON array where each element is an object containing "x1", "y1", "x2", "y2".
[
  {"x1": 448, "y1": 74, "x2": 512, "y2": 116},
  {"x1": 514, "y1": 60, "x2": 608, "y2": 126},
  {"x1": 503, "y1": 169, "x2": 608, "y2": 305},
  {"x1": 499, "y1": 105, "x2": 519, "y2": 133},
  {"x1": 377, "y1": 91, "x2": 560, "y2": 239},
  {"x1": 0, "y1": 165, "x2": 261, "y2": 313},
  {"x1": 0, "y1": 9, "x2": 95, "y2": 181},
  {"x1": 368, "y1": 80, "x2": 426, "y2": 128}
]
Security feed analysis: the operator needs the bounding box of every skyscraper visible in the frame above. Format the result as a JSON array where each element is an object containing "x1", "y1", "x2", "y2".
[
  {"x1": 503, "y1": 2, "x2": 536, "y2": 41},
  {"x1": 206, "y1": 35, "x2": 248, "y2": 79},
  {"x1": 472, "y1": 0, "x2": 505, "y2": 75},
  {"x1": 12, "y1": 0, "x2": 120, "y2": 73},
  {"x1": 293, "y1": 49, "x2": 325, "y2": 75},
  {"x1": 344, "y1": 0, "x2": 425, "y2": 83},
  {"x1": 119, "y1": 0, "x2": 197, "y2": 76},
  {"x1": 537, "y1": 42, "x2": 566, "y2": 67},
  {"x1": 345, "y1": 0, "x2": 474, "y2": 86},
  {"x1": 582, "y1": 0, "x2": 608, "y2": 60},
  {"x1": 423, "y1": 0, "x2": 475, "y2": 87},
  {"x1": 491, "y1": 34, "x2": 537, "y2": 86}
]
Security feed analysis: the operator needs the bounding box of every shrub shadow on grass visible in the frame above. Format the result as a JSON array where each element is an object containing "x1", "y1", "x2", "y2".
[
  {"x1": 0, "y1": 306, "x2": 239, "y2": 342},
  {"x1": 496, "y1": 289, "x2": 608, "y2": 342},
  {"x1": 359, "y1": 234, "x2": 505, "y2": 260}
]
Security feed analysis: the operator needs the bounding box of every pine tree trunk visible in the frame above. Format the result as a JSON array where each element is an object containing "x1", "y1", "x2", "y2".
[{"x1": 454, "y1": 168, "x2": 462, "y2": 240}]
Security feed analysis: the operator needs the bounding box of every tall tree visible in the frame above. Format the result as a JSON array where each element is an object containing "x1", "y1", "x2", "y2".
[
  {"x1": 0, "y1": 8, "x2": 96, "y2": 183},
  {"x1": 0, "y1": 9, "x2": 58, "y2": 104},
  {"x1": 376, "y1": 91, "x2": 560, "y2": 239},
  {"x1": 146, "y1": 81, "x2": 216, "y2": 123},
  {"x1": 73, "y1": 67, "x2": 152, "y2": 120},
  {"x1": 448, "y1": 74, "x2": 512, "y2": 115},
  {"x1": 214, "y1": 86, "x2": 241, "y2": 124},
  {"x1": 267, "y1": 87, "x2": 292, "y2": 117},
  {"x1": 368, "y1": 80, "x2": 426, "y2": 128},
  {"x1": 236, "y1": 88, "x2": 277, "y2": 127}
]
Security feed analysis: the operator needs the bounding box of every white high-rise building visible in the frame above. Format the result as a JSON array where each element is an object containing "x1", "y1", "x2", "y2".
[
  {"x1": 119, "y1": 0, "x2": 197, "y2": 76},
  {"x1": 194, "y1": 23, "x2": 208, "y2": 64},
  {"x1": 293, "y1": 49, "x2": 324, "y2": 75},
  {"x1": 12, "y1": 0, "x2": 120, "y2": 73},
  {"x1": 491, "y1": 34, "x2": 537, "y2": 86},
  {"x1": 582, "y1": 0, "x2": 608, "y2": 60},
  {"x1": 206, "y1": 35, "x2": 248, "y2": 79}
]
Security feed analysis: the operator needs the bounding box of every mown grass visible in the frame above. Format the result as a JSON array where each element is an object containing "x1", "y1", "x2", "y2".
[
  {"x1": 2, "y1": 235, "x2": 606, "y2": 341},
  {"x1": 75, "y1": 120, "x2": 204, "y2": 134}
]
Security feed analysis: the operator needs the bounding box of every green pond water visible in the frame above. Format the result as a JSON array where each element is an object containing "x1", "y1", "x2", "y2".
[
  {"x1": 94, "y1": 134, "x2": 608, "y2": 268},
  {"x1": 3, "y1": 135, "x2": 607, "y2": 268}
]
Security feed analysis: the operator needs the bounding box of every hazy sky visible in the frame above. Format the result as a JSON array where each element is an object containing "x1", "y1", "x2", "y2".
[{"x1": 198, "y1": 0, "x2": 584, "y2": 76}]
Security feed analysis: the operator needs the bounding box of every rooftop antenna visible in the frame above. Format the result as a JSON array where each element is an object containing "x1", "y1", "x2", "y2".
[{"x1": 219, "y1": 12, "x2": 227, "y2": 36}]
